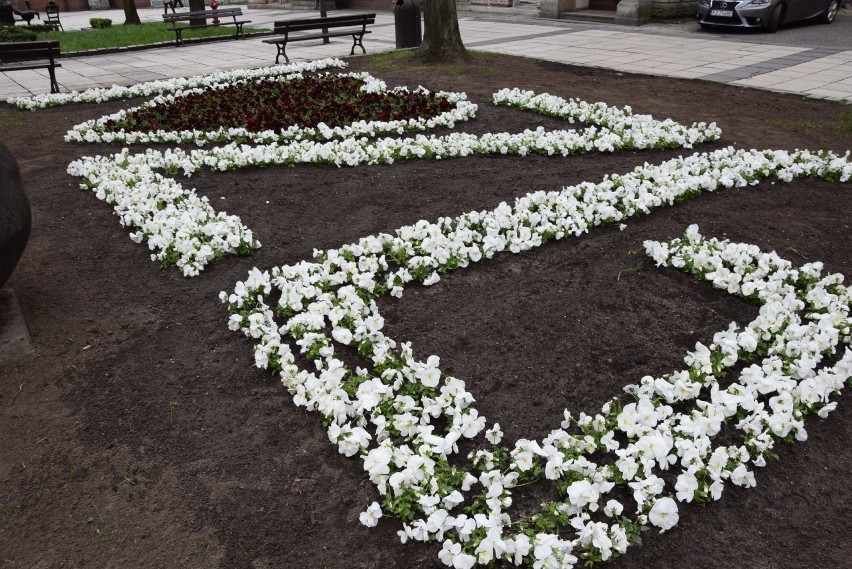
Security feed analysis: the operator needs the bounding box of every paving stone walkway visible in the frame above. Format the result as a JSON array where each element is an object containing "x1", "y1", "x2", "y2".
[{"x1": 2, "y1": 6, "x2": 851, "y2": 102}]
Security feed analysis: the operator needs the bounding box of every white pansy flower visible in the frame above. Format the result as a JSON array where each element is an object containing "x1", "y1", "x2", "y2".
[
  {"x1": 603, "y1": 499, "x2": 624, "y2": 517},
  {"x1": 359, "y1": 501, "x2": 382, "y2": 527},
  {"x1": 485, "y1": 423, "x2": 503, "y2": 445},
  {"x1": 648, "y1": 497, "x2": 679, "y2": 531}
]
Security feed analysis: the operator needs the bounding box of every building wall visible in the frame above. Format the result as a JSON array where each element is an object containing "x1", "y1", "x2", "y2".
[
  {"x1": 348, "y1": 0, "x2": 395, "y2": 9},
  {"x1": 20, "y1": 0, "x2": 700, "y2": 20},
  {"x1": 22, "y1": 0, "x2": 245, "y2": 11},
  {"x1": 21, "y1": 0, "x2": 149, "y2": 11},
  {"x1": 22, "y1": 0, "x2": 88, "y2": 11},
  {"x1": 651, "y1": 0, "x2": 697, "y2": 17}
]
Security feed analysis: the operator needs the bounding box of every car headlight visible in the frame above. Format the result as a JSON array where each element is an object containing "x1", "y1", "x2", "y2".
[{"x1": 746, "y1": 0, "x2": 772, "y2": 5}]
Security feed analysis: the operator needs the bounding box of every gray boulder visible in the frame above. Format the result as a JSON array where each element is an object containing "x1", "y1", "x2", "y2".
[{"x1": 0, "y1": 141, "x2": 31, "y2": 289}]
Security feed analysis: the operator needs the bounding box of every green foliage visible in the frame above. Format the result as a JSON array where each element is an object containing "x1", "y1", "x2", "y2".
[
  {"x1": 530, "y1": 501, "x2": 570, "y2": 534},
  {"x1": 33, "y1": 22, "x2": 265, "y2": 53},
  {"x1": 0, "y1": 25, "x2": 37, "y2": 42},
  {"x1": 382, "y1": 487, "x2": 421, "y2": 522},
  {"x1": 89, "y1": 18, "x2": 113, "y2": 29},
  {"x1": 22, "y1": 23, "x2": 57, "y2": 34}
]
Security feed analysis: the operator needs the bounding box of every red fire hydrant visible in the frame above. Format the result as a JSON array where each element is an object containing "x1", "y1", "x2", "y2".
[{"x1": 210, "y1": 0, "x2": 219, "y2": 25}]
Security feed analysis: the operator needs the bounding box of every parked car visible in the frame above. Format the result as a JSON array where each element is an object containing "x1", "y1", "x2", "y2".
[{"x1": 696, "y1": 0, "x2": 839, "y2": 33}]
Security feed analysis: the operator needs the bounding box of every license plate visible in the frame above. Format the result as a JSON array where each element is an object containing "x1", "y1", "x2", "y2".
[{"x1": 710, "y1": 9, "x2": 734, "y2": 16}]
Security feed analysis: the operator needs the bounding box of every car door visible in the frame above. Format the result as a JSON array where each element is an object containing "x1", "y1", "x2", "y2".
[{"x1": 786, "y1": 0, "x2": 827, "y2": 20}]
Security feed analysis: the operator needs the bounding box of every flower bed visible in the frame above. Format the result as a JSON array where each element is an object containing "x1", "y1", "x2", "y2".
[
  {"x1": 65, "y1": 72, "x2": 476, "y2": 146},
  {"x1": 7, "y1": 58, "x2": 348, "y2": 110},
  {"x1": 67, "y1": 79, "x2": 720, "y2": 276},
  {"x1": 223, "y1": 147, "x2": 851, "y2": 568},
  {"x1": 63, "y1": 68, "x2": 851, "y2": 562}
]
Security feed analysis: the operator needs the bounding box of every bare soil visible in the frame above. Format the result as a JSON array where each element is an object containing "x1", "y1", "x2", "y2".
[{"x1": 1, "y1": 53, "x2": 850, "y2": 569}]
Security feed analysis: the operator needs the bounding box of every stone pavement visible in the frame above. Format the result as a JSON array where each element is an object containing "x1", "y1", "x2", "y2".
[{"x1": 2, "y1": 6, "x2": 851, "y2": 103}]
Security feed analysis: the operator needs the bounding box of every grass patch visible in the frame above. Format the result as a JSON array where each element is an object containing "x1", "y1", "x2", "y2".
[
  {"x1": 768, "y1": 109, "x2": 852, "y2": 136},
  {"x1": 367, "y1": 49, "x2": 496, "y2": 75},
  {"x1": 836, "y1": 109, "x2": 852, "y2": 135},
  {"x1": 0, "y1": 111, "x2": 26, "y2": 129},
  {"x1": 0, "y1": 504, "x2": 26, "y2": 523},
  {"x1": 368, "y1": 48, "x2": 420, "y2": 70},
  {"x1": 35, "y1": 22, "x2": 265, "y2": 53}
]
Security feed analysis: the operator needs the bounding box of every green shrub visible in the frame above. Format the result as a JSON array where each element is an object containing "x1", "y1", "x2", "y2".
[
  {"x1": 21, "y1": 24, "x2": 57, "y2": 33},
  {"x1": 0, "y1": 25, "x2": 37, "y2": 42},
  {"x1": 89, "y1": 18, "x2": 112, "y2": 29}
]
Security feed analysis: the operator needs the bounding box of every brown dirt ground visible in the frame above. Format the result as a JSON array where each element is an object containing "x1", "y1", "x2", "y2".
[{"x1": 1, "y1": 52, "x2": 851, "y2": 569}]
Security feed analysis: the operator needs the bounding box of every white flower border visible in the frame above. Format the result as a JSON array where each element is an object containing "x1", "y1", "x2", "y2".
[
  {"x1": 493, "y1": 88, "x2": 714, "y2": 150},
  {"x1": 223, "y1": 147, "x2": 851, "y2": 568},
  {"x1": 67, "y1": 149, "x2": 260, "y2": 277},
  {"x1": 64, "y1": 72, "x2": 477, "y2": 146},
  {"x1": 8, "y1": 58, "x2": 348, "y2": 110},
  {"x1": 67, "y1": 85, "x2": 721, "y2": 276}
]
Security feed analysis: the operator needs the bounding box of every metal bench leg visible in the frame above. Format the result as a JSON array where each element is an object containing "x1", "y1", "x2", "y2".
[
  {"x1": 48, "y1": 66, "x2": 59, "y2": 94},
  {"x1": 351, "y1": 33, "x2": 366, "y2": 56},
  {"x1": 276, "y1": 43, "x2": 289, "y2": 64}
]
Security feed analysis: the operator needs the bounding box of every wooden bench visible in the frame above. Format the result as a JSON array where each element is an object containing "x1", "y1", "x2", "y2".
[
  {"x1": 162, "y1": 8, "x2": 250, "y2": 47},
  {"x1": 262, "y1": 13, "x2": 376, "y2": 64},
  {"x1": 0, "y1": 40, "x2": 61, "y2": 94}
]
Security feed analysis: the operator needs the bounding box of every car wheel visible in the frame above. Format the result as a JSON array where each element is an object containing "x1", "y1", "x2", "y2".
[
  {"x1": 818, "y1": 0, "x2": 838, "y2": 23},
  {"x1": 763, "y1": 4, "x2": 782, "y2": 33}
]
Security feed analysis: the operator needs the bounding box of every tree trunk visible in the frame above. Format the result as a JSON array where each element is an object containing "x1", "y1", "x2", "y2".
[
  {"x1": 415, "y1": 0, "x2": 469, "y2": 63},
  {"x1": 189, "y1": 0, "x2": 207, "y2": 27},
  {"x1": 122, "y1": 0, "x2": 141, "y2": 25}
]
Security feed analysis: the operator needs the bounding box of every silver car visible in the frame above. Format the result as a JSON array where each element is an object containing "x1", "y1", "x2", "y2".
[{"x1": 696, "y1": 0, "x2": 839, "y2": 32}]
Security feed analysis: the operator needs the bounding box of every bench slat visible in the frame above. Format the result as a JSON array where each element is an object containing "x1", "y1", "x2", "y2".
[
  {"x1": 263, "y1": 29, "x2": 371, "y2": 45},
  {"x1": 173, "y1": 20, "x2": 250, "y2": 29},
  {"x1": 273, "y1": 15, "x2": 376, "y2": 34},
  {"x1": 0, "y1": 41, "x2": 61, "y2": 93},
  {"x1": 0, "y1": 61, "x2": 62, "y2": 71},
  {"x1": 0, "y1": 41, "x2": 60, "y2": 63}
]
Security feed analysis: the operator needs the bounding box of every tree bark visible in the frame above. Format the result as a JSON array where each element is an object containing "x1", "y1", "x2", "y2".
[
  {"x1": 414, "y1": 0, "x2": 470, "y2": 63},
  {"x1": 189, "y1": 0, "x2": 207, "y2": 27},
  {"x1": 122, "y1": 0, "x2": 141, "y2": 25}
]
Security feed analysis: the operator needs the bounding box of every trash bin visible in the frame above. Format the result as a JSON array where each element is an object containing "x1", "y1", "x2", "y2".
[{"x1": 394, "y1": 0, "x2": 422, "y2": 49}]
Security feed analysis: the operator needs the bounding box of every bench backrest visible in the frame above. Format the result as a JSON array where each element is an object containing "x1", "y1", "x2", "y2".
[
  {"x1": 0, "y1": 40, "x2": 60, "y2": 64},
  {"x1": 163, "y1": 8, "x2": 242, "y2": 22},
  {"x1": 273, "y1": 13, "x2": 376, "y2": 34}
]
